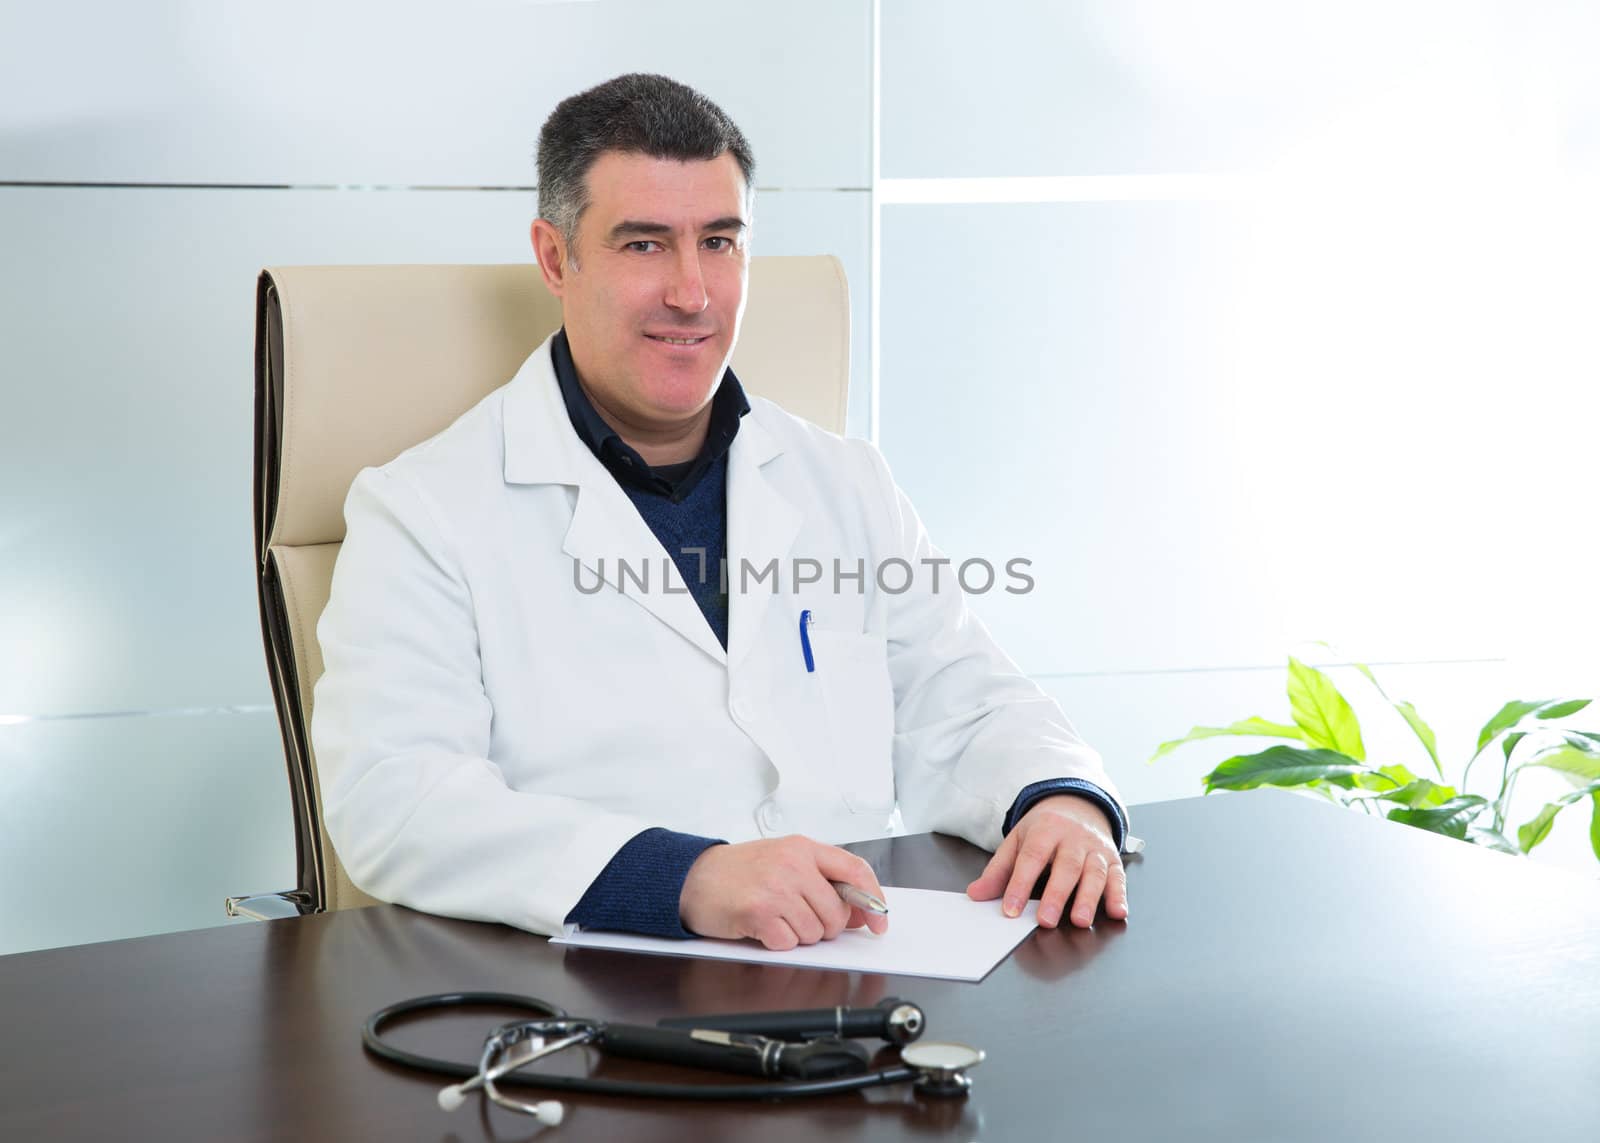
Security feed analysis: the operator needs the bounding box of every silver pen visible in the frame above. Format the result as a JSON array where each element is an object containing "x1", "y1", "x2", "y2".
[{"x1": 831, "y1": 881, "x2": 889, "y2": 915}]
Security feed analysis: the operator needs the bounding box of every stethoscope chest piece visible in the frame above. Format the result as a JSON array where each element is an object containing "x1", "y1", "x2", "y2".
[{"x1": 900, "y1": 1041, "x2": 986, "y2": 1098}]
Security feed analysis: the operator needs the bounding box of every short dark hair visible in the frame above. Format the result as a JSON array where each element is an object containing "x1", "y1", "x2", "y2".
[{"x1": 536, "y1": 73, "x2": 756, "y2": 250}]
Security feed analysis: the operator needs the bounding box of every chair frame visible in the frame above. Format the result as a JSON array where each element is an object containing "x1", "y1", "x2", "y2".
[{"x1": 230, "y1": 272, "x2": 320, "y2": 918}]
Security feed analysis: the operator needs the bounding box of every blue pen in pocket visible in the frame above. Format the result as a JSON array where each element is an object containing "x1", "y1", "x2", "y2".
[{"x1": 799, "y1": 609, "x2": 816, "y2": 673}]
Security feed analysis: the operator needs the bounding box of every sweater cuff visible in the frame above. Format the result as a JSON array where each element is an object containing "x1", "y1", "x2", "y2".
[
  {"x1": 1003, "y1": 778, "x2": 1128, "y2": 852},
  {"x1": 563, "y1": 828, "x2": 726, "y2": 938}
]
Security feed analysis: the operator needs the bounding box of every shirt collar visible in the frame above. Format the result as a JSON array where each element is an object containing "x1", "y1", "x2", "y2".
[{"x1": 550, "y1": 327, "x2": 749, "y2": 502}]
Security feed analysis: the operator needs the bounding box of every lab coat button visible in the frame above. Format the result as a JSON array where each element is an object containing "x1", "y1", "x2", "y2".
[
  {"x1": 730, "y1": 698, "x2": 752, "y2": 722},
  {"x1": 758, "y1": 802, "x2": 783, "y2": 833}
]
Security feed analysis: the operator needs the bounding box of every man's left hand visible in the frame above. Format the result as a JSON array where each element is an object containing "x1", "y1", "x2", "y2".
[{"x1": 966, "y1": 795, "x2": 1129, "y2": 929}]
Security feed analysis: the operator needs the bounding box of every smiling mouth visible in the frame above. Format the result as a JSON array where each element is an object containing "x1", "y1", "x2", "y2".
[{"x1": 646, "y1": 334, "x2": 710, "y2": 346}]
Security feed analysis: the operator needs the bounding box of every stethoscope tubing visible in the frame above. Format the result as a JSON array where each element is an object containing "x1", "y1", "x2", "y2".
[{"x1": 363, "y1": 991, "x2": 919, "y2": 1101}]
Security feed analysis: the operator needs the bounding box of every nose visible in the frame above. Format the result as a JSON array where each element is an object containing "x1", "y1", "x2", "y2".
[{"x1": 665, "y1": 246, "x2": 709, "y2": 314}]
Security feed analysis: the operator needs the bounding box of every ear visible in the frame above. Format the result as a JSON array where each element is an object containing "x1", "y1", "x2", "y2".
[{"x1": 531, "y1": 218, "x2": 571, "y2": 297}]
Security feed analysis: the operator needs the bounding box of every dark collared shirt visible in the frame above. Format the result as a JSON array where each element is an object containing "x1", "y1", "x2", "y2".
[{"x1": 550, "y1": 327, "x2": 748, "y2": 503}]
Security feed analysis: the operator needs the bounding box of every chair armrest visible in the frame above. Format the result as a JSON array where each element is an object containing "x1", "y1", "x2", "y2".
[{"x1": 225, "y1": 891, "x2": 315, "y2": 921}]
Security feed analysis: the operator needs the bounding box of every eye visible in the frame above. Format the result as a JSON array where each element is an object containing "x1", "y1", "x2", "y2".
[
  {"x1": 624, "y1": 240, "x2": 662, "y2": 253},
  {"x1": 703, "y1": 236, "x2": 734, "y2": 252}
]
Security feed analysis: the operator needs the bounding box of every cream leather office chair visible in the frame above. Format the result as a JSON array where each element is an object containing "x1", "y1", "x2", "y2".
[{"x1": 231, "y1": 258, "x2": 852, "y2": 919}]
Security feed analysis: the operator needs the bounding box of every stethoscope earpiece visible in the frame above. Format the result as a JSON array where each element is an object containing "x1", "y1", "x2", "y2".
[{"x1": 438, "y1": 1077, "x2": 564, "y2": 1125}]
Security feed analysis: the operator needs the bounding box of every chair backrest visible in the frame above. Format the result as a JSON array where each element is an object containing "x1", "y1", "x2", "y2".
[{"x1": 254, "y1": 258, "x2": 852, "y2": 911}]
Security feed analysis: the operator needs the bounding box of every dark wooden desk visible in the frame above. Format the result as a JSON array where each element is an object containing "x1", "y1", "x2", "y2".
[{"x1": 3, "y1": 792, "x2": 1597, "y2": 1142}]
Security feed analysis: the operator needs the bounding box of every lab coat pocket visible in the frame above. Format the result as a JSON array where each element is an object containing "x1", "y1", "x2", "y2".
[{"x1": 808, "y1": 630, "x2": 896, "y2": 813}]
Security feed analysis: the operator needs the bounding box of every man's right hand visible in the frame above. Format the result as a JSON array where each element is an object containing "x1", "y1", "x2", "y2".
[{"x1": 679, "y1": 836, "x2": 890, "y2": 950}]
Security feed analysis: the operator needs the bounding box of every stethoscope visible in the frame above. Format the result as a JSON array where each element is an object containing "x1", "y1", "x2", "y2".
[{"x1": 364, "y1": 992, "x2": 986, "y2": 1125}]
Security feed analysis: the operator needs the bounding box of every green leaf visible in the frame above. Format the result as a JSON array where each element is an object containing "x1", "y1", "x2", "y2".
[
  {"x1": 1520, "y1": 746, "x2": 1600, "y2": 786},
  {"x1": 1312, "y1": 652, "x2": 1439, "y2": 775},
  {"x1": 1517, "y1": 803, "x2": 1562, "y2": 853},
  {"x1": 1149, "y1": 717, "x2": 1304, "y2": 763},
  {"x1": 1204, "y1": 746, "x2": 1367, "y2": 792},
  {"x1": 1537, "y1": 699, "x2": 1592, "y2": 721},
  {"x1": 1393, "y1": 700, "x2": 1442, "y2": 776},
  {"x1": 1287, "y1": 657, "x2": 1366, "y2": 760},
  {"x1": 1476, "y1": 701, "x2": 1547, "y2": 752},
  {"x1": 1501, "y1": 731, "x2": 1527, "y2": 765},
  {"x1": 1386, "y1": 796, "x2": 1489, "y2": 840},
  {"x1": 1381, "y1": 779, "x2": 1458, "y2": 809},
  {"x1": 1515, "y1": 778, "x2": 1600, "y2": 854},
  {"x1": 1476, "y1": 699, "x2": 1594, "y2": 752},
  {"x1": 1345, "y1": 658, "x2": 1378, "y2": 688},
  {"x1": 1376, "y1": 762, "x2": 1417, "y2": 786},
  {"x1": 1556, "y1": 778, "x2": 1600, "y2": 805},
  {"x1": 1467, "y1": 827, "x2": 1521, "y2": 854},
  {"x1": 1352, "y1": 763, "x2": 1417, "y2": 792},
  {"x1": 1591, "y1": 793, "x2": 1600, "y2": 864}
]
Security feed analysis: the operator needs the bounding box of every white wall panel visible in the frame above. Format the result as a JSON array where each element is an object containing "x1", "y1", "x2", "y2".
[
  {"x1": 0, "y1": 184, "x2": 866, "y2": 717},
  {"x1": 0, "y1": 0, "x2": 871, "y2": 189},
  {"x1": 753, "y1": 191, "x2": 873, "y2": 439},
  {"x1": 0, "y1": 711, "x2": 293, "y2": 956},
  {"x1": 878, "y1": 199, "x2": 1600, "y2": 676},
  {"x1": 0, "y1": 185, "x2": 532, "y2": 717},
  {"x1": 880, "y1": 0, "x2": 1600, "y2": 178}
]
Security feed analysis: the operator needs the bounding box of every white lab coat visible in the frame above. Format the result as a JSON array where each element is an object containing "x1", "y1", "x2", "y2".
[{"x1": 313, "y1": 334, "x2": 1123, "y2": 936}]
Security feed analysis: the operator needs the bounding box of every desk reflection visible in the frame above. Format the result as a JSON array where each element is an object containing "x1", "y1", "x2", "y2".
[{"x1": 1013, "y1": 916, "x2": 1123, "y2": 982}]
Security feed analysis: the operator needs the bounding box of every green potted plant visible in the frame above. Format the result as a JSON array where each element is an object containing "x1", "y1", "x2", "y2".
[{"x1": 1151, "y1": 655, "x2": 1600, "y2": 864}]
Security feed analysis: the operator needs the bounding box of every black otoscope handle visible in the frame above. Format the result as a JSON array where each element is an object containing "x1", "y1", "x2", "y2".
[
  {"x1": 659, "y1": 997, "x2": 926, "y2": 1045},
  {"x1": 596, "y1": 1024, "x2": 870, "y2": 1080}
]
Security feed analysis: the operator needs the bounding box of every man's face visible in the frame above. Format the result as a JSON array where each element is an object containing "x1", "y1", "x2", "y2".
[{"x1": 538, "y1": 150, "x2": 750, "y2": 436}]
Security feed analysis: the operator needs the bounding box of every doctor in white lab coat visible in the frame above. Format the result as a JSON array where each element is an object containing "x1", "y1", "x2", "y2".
[{"x1": 313, "y1": 74, "x2": 1130, "y2": 950}]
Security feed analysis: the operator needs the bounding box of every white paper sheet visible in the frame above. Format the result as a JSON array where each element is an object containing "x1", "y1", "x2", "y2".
[{"x1": 550, "y1": 886, "x2": 1039, "y2": 982}]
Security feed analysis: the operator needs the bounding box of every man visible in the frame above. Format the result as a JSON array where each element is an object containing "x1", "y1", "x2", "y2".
[{"x1": 313, "y1": 74, "x2": 1130, "y2": 951}]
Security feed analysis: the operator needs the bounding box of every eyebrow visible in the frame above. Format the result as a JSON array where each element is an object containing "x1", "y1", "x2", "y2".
[{"x1": 607, "y1": 217, "x2": 748, "y2": 242}]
